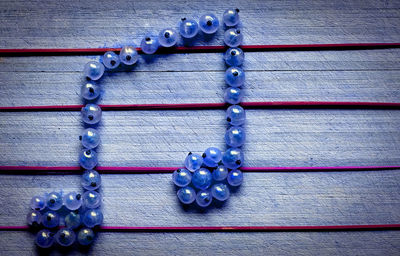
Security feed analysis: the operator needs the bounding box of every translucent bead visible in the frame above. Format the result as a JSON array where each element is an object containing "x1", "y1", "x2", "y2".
[
  {"x1": 80, "y1": 128, "x2": 100, "y2": 149},
  {"x1": 225, "y1": 67, "x2": 245, "y2": 87},
  {"x1": 82, "y1": 209, "x2": 103, "y2": 228},
  {"x1": 27, "y1": 210, "x2": 41, "y2": 226},
  {"x1": 223, "y1": 8, "x2": 240, "y2": 27},
  {"x1": 83, "y1": 191, "x2": 102, "y2": 209},
  {"x1": 30, "y1": 195, "x2": 46, "y2": 211},
  {"x1": 77, "y1": 228, "x2": 95, "y2": 246},
  {"x1": 65, "y1": 211, "x2": 81, "y2": 229},
  {"x1": 196, "y1": 190, "x2": 212, "y2": 207},
  {"x1": 64, "y1": 192, "x2": 83, "y2": 211},
  {"x1": 192, "y1": 168, "x2": 212, "y2": 190},
  {"x1": 158, "y1": 28, "x2": 178, "y2": 47},
  {"x1": 199, "y1": 13, "x2": 219, "y2": 34},
  {"x1": 179, "y1": 18, "x2": 199, "y2": 38},
  {"x1": 172, "y1": 168, "x2": 192, "y2": 187},
  {"x1": 140, "y1": 35, "x2": 159, "y2": 54},
  {"x1": 224, "y1": 28, "x2": 243, "y2": 47},
  {"x1": 79, "y1": 149, "x2": 98, "y2": 170},
  {"x1": 35, "y1": 229, "x2": 55, "y2": 248},
  {"x1": 81, "y1": 104, "x2": 102, "y2": 125},
  {"x1": 184, "y1": 152, "x2": 203, "y2": 172},
  {"x1": 119, "y1": 46, "x2": 139, "y2": 65},
  {"x1": 55, "y1": 228, "x2": 76, "y2": 247},
  {"x1": 81, "y1": 169, "x2": 102, "y2": 190},
  {"x1": 226, "y1": 105, "x2": 246, "y2": 126},
  {"x1": 224, "y1": 87, "x2": 243, "y2": 104},
  {"x1": 46, "y1": 191, "x2": 63, "y2": 211},
  {"x1": 41, "y1": 211, "x2": 60, "y2": 228},
  {"x1": 227, "y1": 169, "x2": 243, "y2": 186},
  {"x1": 81, "y1": 81, "x2": 100, "y2": 101},
  {"x1": 83, "y1": 61, "x2": 105, "y2": 81},
  {"x1": 222, "y1": 148, "x2": 244, "y2": 169},
  {"x1": 224, "y1": 47, "x2": 244, "y2": 66},
  {"x1": 225, "y1": 126, "x2": 246, "y2": 147},
  {"x1": 202, "y1": 147, "x2": 222, "y2": 167},
  {"x1": 176, "y1": 187, "x2": 196, "y2": 204},
  {"x1": 211, "y1": 183, "x2": 230, "y2": 201},
  {"x1": 212, "y1": 165, "x2": 228, "y2": 181},
  {"x1": 102, "y1": 51, "x2": 120, "y2": 69}
]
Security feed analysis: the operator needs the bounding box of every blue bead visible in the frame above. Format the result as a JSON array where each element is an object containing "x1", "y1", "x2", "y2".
[
  {"x1": 172, "y1": 168, "x2": 192, "y2": 187},
  {"x1": 224, "y1": 28, "x2": 243, "y2": 47},
  {"x1": 141, "y1": 35, "x2": 159, "y2": 54},
  {"x1": 184, "y1": 152, "x2": 203, "y2": 172},
  {"x1": 119, "y1": 46, "x2": 139, "y2": 65},
  {"x1": 225, "y1": 67, "x2": 245, "y2": 87},
  {"x1": 224, "y1": 47, "x2": 244, "y2": 66},
  {"x1": 176, "y1": 187, "x2": 196, "y2": 204},
  {"x1": 202, "y1": 147, "x2": 222, "y2": 167},
  {"x1": 179, "y1": 18, "x2": 199, "y2": 38},
  {"x1": 81, "y1": 128, "x2": 100, "y2": 149},
  {"x1": 226, "y1": 105, "x2": 246, "y2": 126},
  {"x1": 158, "y1": 28, "x2": 178, "y2": 47},
  {"x1": 222, "y1": 148, "x2": 244, "y2": 169},
  {"x1": 225, "y1": 126, "x2": 246, "y2": 147},
  {"x1": 212, "y1": 165, "x2": 228, "y2": 181},
  {"x1": 41, "y1": 211, "x2": 60, "y2": 228},
  {"x1": 103, "y1": 51, "x2": 120, "y2": 69},
  {"x1": 79, "y1": 149, "x2": 98, "y2": 170},
  {"x1": 46, "y1": 191, "x2": 63, "y2": 211},
  {"x1": 35, "y1": 229, "x2": 55, "y2": 248},
  {"x1": 27, "y1": 210, "x2": 41, "y2": 226},
  {"x1": 30, "y1": 195, "x2": 46, "y2": 211},
  {"x1": 196, "y1": 190, "x2": 212, "y2": 207},
  {"x1": 192, "y1": 168, "x2": 212, "y2": 190},
  {"x1": 199, "y1": 13, "x2": 219, "y2": 34},
  {"x1": 227, "y1": 169, "x2": 243, "y2": 186},
  {"x1": 83, "y1": 209, "x2": 103, "y2": 228},
  {"x1": 83, "y1": 61, "x2": 105, "y2": 81},
  {"x1": 77, "y1": 228, "x2": 95, "y2": 246},
  {"x1": 65, "y1": 211, "x2": 81, "y2": 229},
  {"x1": 81, "y1": 81, "x2": 100, "y2": 101},
  {"x1": 81, "y1": 169, "x2": 102, "y2": 190},
  {"x1": 224, "y1": 87, "x2": 243, "y2": 104},
  {"x1": 81, "y1": 104, "x2": 102, "y2": 124},
  {"x1": 83, "y1": 191, "x2": 102, "y2": 209},
  {"x1": 55, "y1": 228, "x2": 76, "y2": 247},
  {"x1": 223, "y1": 8, "x2": 240, "y2": 27},
  {"x1": 64, "y1": 192, "x2": 83, "y2": 211},
  {"x1": 211, "y1": 183, "x2": 230, "y2": 201}
]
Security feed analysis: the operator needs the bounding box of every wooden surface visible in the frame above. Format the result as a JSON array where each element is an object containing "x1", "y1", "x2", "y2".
[{"x1": 0, "y1": 0, "x2": 400, "y2": 255}]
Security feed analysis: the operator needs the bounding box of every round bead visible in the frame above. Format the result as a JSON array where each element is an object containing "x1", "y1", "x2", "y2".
[
  {"x1": 199, "y1": 13, "x2": 219, "y2": 34},
  {"x1": 80, "y1": 128, "x2": 100, "y2": 149},
  {"x1": 83, "y1": 61, "x2": 105, "y2": 81},
  {"x1": 224, "y1": 87, "x2": 243, "y2": 104},
  {"x1": 226, "y1": 105, "x2": 246, "y2": 126},
  {"x1": 224, "y1": 28, "x2": 243, "y2": 47},
  {"x1": 83, "y1": 191, "x2": 102, "y2": 209},
  {"x1": 196, "y1": 190, "x2": 212, "y2": 207},
  {"x1": 179, "y1": 18, "x2": 199, "y2": 38},
  {"x1": 55, "y1": 228, "x2": 76, "y2": 247},
  {"x1": 223, "y1": 8, "x2": 240, "y2": 27},
  {"x1": 82, "y1": 209, "x2": 103, "y2": 228},
  {"x1": 35, "y1": 229, "x2": 55, "y2": 248},
  {"x1": 158, "y1": 28, "x2": 178, "y2": 47},
  {"x1": 172, "y1": 168, "x2": 192, "y2": 187},
  {"x1": 192, "y1": 168, "x2": 212, "y2": 190},
  {"x1": 103, "y1": 51, "x2": 120, "y2": 69},
  {"x1": 176, "y1": 187, "x2": 196, "y2": 204},
  {"x1": 64, "y1": 192, "x2": 83, "y2": 211},
  {"x1": 140, "y1": 35, "x2": 159, "y2": 54},
  {"x1": 119, "y1": 46, "x2": 139, "y2": 65},
  {"x1": 227, "y1": 169, "x2": 243, "y2": 186},
  {"x1": 225, "y1": 126, "x2": 246, "y2": 147},
  {"x1": 41, "y1": 211, "x2": 60, "y2": 228},
  {"x1": 81, "y1": 104, "x2": 102, "y2": 125},
  {"x1": 184, "y1": 152, "x2": 203, "y2": 172},
  {"x1": 225, "y1": 67, "x2": 245, "y2": 87},
  {"x1": 65, "y1": 211, "x2": 81, "y2": 229},
  {"x1": 222, "y1": 148, "x2": 244, "y2": 169},
  {"x1": 81, "y1": 169, "x2": 102, "y2": 190},
  {"x1": 211, "y1": 183, "x2": 230, "y2": 201},
  {"x1": 81, "y1": 81, "x2": 100, "y2": 101},
  {"x1": 212, "y1": 165, "x2": 228, "y2": 181},
  {"x1": 77, "y1": 228, "x2": 95, "y2": 246},
  {"x1": 30, "y1": 195, "x2": 46, "y2": 211},
  {"x1": 79, "y1": 149, "x2": 98, "y2": 170},
  {"x1": 202, "y1": 147, "x2": 222, "y2": 167},
  {"x1": 224, "y1": 47, "x2": 244, "y2": 66},
  {"x1": 27, "y1": 210, "x2": 41, "y2": 226},
  {"x1": 46, "y1": 191, "x2": 63, "y2": 211}
]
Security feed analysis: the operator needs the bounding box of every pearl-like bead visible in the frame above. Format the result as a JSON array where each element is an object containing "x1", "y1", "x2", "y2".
[
  {"x1": 30, "y1": 195, "x2": 46, "y2": 211},
  {"x1": 80, "y1": 128, "x2": 100, "y2": 149},
  {"x1": 227, "y1": 169, "x2": 243, "y2": 186},
  {"x1": 41, "y1": 211, "x2": 60, "y2": 228},
  {"x1": 81, "y1": 81, "x2": 100, "y2": 101},
  {"x1": 224, "y1": 28, "x2": 243, "y2": 47},
  {"x1": 82, "y1": 191, "x2": 102, "y2": 209},
  {"x1": 172, "y1": 168, "x2": 192, "y2": 187},
  {"x1": 27, "y1": 210, "x2": 41, "y2": 226},
  {"x1": 141, "y1": 35, "x2": 159, "y2": 54},
  {"x1": 224, "y1": 87, "x2": 243, "y2": 104},
  {"x1": 65, "y1": 211, "x2": 81, "y2": 229},
  {"x1": 226, "y1": 105, "x2": 246, "y2": 126},
  {"x1": 211, "y1": 183, "x2": 230, "y2": 201},
  {"x1": 35, "y1": 229, "x2": 55, "y2": 248},
  {"x1": 176, "y1": 186, "x2": 196, "y2": 204},
  {"x1": 77, "y1": 228, "x2": 95, "y2": 246},
  {"x1": 83, "y1": 61, "x2": 105, "y2": 81},
  {"x1": 179, "y1": 18, "x2": 199, "y2": 38},
  {"x1": 225, "y1": 126, "x2": 246, "y2": 147},
  {"x1": 55, "y1": 228, "x2": 76, "y2": 247},
  {"x1": 81, "y1": 169, "x2": 102, "y2": 190},
  {"x1": 83, "y1": 209, "x2": 103, "y2": 228},
  {"x1": 222, "y1": 148, "x2": 244, "y2": 169},
  {"x1": 192, "y1": 168, "x2": 212, "y2": 190},
  {"x1": 158, "y1": 28, "x2": 178, "y2": 47},
  {"x1": 223, "y1": 8, "x2": 240, "y2": 27},
  {"x1": 225, "y1": 67, "x2": 245, "y2": 87},
  {"x1": 103, "y1": 51, "x2": 120, "y2": 69},
  {"x1": 199, "y1": 13, "x2": 219, "y2": 34},
  {"x1": 79, "y1": 149, "x2": 98, "y2": 170},
  {"x1": 212, "y1": 165, "x2": 228, "y2": 181},
  {"x1": 184, "y1": 152, "x2": 203, "y2": 172},
  {"x1": 64, "y1": 192, "x2": 83, "y2": 211},
  {"x1": 196, "y1": 190, "x2": 213, "y2": 207},
  {"x1": 46, "y1": 191, "x2": 63, "y2": 211},
  {"x1": 224, "y1": 47, "x2": 244, "y2": 66},
  {"x1": 119, "y1": 46, "x2": 139, "y2": 65},
  {"x1": 81, "y1": 104, "x2": 102, "y2": 125},
  {"x1": 202, "y1": 147, "x2": 222, "y2": 167}
]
